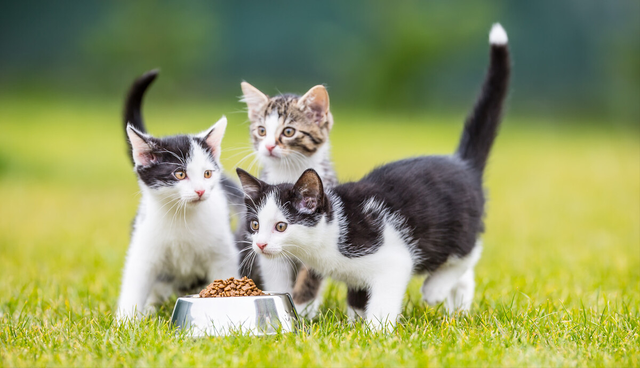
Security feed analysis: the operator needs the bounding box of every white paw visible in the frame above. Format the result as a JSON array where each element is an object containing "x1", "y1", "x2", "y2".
[
  {"x1": 115, "y1": 309, "x2": 138, "y2": 325},
  {"x1": 346, "y1": 306, "x2": 365, "y2": 322},
  {"x1": 422, "y1": 284, "x2": 450, "y2": 306},
  {"x1": 366, "y1": 317, "x2": 395, "y2": 333},
  {"x1": 295, "y1": 299, "x2": 320, "y2": 319}
]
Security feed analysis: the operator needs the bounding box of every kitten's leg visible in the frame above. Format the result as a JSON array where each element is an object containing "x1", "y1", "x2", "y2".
[
  {"x1": 116, "y1": 249, "x2": 157, "y2": 321},
  {"x1": 143, "y1": 280, "x2": 174, "y2": 314},
  {"x1": 346, "y1": 288, "x2": 368, "y2": 322},
  {"x1": 366, "y1": 268, "x2": 412, "y2": 331},
  {"x1": 444, "y1": 268, "x2": 475, "y2": 314},
  {"x1": 207, "y1": 252, "x2": 240, "y2": 281},
  {"x1": 292, "y1": 267, "x2": 325, "y2": 319},
  {"x1": 260, "y1": 256, "x2": 294, "y2": 294},
  {"x1": 422, "y1": 244, "x2": 482, "y2": 307}
]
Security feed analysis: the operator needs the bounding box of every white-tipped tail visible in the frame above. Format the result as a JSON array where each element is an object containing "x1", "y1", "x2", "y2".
[{"x1": 489, "y1": 23, "x2": 508, "y2": 45}]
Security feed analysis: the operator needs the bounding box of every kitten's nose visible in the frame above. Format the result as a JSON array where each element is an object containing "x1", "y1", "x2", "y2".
[
  {"x1": 195, "y1": 189, "x2": 205, "y2": 197},
  {"x1": 265, "y1": 144, "x2": 276, "y2": 153},
  {"x1": 256, "y1": 243, "x2": 267, "y2": 251}
]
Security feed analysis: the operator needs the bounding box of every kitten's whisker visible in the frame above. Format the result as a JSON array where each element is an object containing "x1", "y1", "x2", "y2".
[
  {"x1": 235, "y1": 151, "x2": 258, "y2": 169},
  {"x1": 247, "y1": 251, "x2": 258, "y2": 278},
  {"x1": 246, "y1": 155, "x2": 261, "y2": 174}
]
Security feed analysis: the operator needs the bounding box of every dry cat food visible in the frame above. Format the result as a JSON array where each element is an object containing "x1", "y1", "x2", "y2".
[{"x1": 199, "y1": 276, "x2": 266, "y2": 298}]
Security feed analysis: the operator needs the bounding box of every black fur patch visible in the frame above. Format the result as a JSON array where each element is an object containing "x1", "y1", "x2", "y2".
[
  {"x1": 334, "y1": 156, "x2": 484, "y2": 271},
  {"x1": 347, "y1": 288, "x2": 369, "y2": 310},
  {"x1": 135, "y1": 135, "x2": 194, "y2": 188}
]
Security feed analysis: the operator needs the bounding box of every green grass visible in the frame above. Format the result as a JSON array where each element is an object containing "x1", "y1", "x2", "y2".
[{"x1": 1, "y1": 97, "x2": 638, "y2": 367}]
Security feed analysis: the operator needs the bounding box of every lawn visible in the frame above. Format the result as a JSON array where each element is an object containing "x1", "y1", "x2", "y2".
[{"x1": 0, "y1": 97, "x2": 638, "y2": 367}]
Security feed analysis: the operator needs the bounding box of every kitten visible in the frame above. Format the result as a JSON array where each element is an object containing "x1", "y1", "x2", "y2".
[
  {"x1": 236, "y1": 24, "x2": 510, "y2": 329},
  {"x1": 238, "y1": 83, "x2": 338, "y2": 317},
  {"x1": 116, "y1": 71, "x2": 238, "y2": 320}
]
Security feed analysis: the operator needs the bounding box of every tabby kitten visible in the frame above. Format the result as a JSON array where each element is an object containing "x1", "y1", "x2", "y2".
[
  {"x1": 116, "y1": 71, "x2": 238, "y2": 320},
  {"x1": 237, "y1": 24, "x2": 510, "y2": 329},
  {"x1": 239, "y1": 83, "x2": 338, "y2": 317}
]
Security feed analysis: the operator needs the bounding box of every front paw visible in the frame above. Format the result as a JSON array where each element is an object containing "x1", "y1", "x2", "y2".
[
  {"x1": 295, "y1": 299, "x2": 320, "y2": 319},
  {"x1": 422, "y1": 284, "x2": 450, "y2": 306},
  {"x1": 366, "y1": 317, "x2": 395, "y2": 333},
  {"x1": 346, "y1": 306, "x2": 365, "y2": 322},
  {"x1": 115, "y1": 309, "x2": 137, "y2": 325}
]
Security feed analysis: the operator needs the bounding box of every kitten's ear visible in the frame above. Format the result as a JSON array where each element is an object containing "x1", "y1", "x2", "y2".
[
  {"x1": 126, "y1": 124, "x2": 155, "y2": 167},
  {"x1": 297, "y1": 85, "x2": 330, "y2": 127},
  {"x1": 200, "y1": 116, "x2": 227, "y2": 160},
  {"x1": 241, "y1": 82, "x2": 269, "y2": 120},
  {"x1": 292, "y1": 169, "x2": 325, "y2": 214},
  {"x1": 236, "y1": 168, "x2": 265, "y2": 199}
]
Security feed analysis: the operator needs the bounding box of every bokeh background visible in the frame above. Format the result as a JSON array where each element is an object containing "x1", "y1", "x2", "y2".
[
  {"x1": 1, "y1": 1, "x2": 638, "y2": 120},
  {"x1": 1, "y1": 1, "x2": 639, "y2": 366}
]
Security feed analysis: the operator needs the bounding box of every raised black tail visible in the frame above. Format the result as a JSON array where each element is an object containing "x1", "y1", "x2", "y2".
[
  {"x1": 124, "y1": 69, "x2": 159, "y2": 162},
  {"x1": 456, "y1": 24, "x2": 510, "y2": 174}
]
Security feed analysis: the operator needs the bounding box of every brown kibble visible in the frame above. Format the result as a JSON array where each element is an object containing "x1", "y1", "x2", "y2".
[{"x1": 199, "y1": 277, "x2": 266, "y2": 298}]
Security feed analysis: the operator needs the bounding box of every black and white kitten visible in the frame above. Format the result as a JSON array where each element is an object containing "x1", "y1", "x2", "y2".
[
  {"x1": 236, "y1": 24, "x2": 510, "y2": 329},
  {"x1": 117, "y1": 71, "x2": 238, "y2": 320}
]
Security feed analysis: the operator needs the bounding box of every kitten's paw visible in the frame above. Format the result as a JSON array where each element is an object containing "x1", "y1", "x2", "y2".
[
  {"x1": 295, "y1": 299, "x2": 320, "y2": 319},
  {"x1": 347, "y1": 306, "x2": 365, "y2": 322},
  {"x1": 114, "y1": 309, "x2": 138, "y2": 326},
  {"x1": 422, "y1": 284, "x2": 450, "y2": 306},
  {"x1": 366, "y1": 318, "x2": 395, "y2": 333}
]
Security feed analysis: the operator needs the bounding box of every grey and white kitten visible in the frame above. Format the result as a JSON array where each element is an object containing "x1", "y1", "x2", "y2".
[
  {"x1": 238, "y1": 82, "x2": 338, "y2": 317},
  {"x1": 116, "y1": 71, "x2": 238, "y2": 320},
  {"x1": 237, "y1": 24, "x2": 510, "y2": 330}
]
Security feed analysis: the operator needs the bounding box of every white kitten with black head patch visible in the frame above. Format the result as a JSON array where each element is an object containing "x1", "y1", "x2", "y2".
[
  {"x1": 116, "y1": 72, "x2": 238, "y2": 320},
  {"x1": 237, "y1": 24, "x2": 510, "y2": 330}
]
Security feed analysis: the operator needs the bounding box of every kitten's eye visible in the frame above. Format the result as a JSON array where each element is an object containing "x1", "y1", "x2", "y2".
[
  {"x1": 257, "y1": 126, "x2": 266, "y2": 136},
  {"x1": 204, "y1": 170, "x2": 212, "y2": 178},
  {"x1": 250, "y1": 220, "x2": 260, "y2": 231},
  {"x1": 275, "y1": 222, "x2": 288, "y2": 232},
  {"x1": 282, "y1": 127, "x2": 296, "y2": 137},
  {"x1": 174, "y1": 170, "x2": 187, "y2": 180}
]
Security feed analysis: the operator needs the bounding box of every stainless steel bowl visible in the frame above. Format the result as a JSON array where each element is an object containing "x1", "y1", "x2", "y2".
[{"x1": 170, "y1": 292, "x2": 299, "y2": 337}]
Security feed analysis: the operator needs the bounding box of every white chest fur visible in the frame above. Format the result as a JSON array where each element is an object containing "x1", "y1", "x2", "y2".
[{"x1": 117, "y1": 185, "x2": 238, "y2": 320}]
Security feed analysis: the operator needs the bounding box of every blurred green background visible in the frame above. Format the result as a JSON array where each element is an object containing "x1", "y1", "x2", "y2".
[
  {"x1": 1, "y1": 2, "x2": 639, "y2": 366},
  {"x1": 1, "y1": 0, "x2": 638, "y2": 121}
]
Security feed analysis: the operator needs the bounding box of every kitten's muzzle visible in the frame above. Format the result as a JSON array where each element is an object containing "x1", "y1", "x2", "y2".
[{"x1": 254, "y1": 243, "x2": 281, "y2": 257}]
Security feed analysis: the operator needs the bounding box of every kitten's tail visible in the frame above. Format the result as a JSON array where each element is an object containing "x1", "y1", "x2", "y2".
[
  {"x1": 124, "y1": 69, "x2": 159, "y2": 134},
  {"x1": 123, "y1": 69, "x2": 159, "y2": 163},
  {"x1": 456, "y1": 23, "x2": 510, "y2": 175}
]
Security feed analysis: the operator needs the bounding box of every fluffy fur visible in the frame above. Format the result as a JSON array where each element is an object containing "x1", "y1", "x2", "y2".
[
  {"x1": 237, "y1": 24, "x2": 511, "y2": 330},
  {"x1": 238, "y1": 82, "x2": 338, "y2": 317},
  {"x1": 117, "y1": 72, "x2": 238, "y2": 320}
]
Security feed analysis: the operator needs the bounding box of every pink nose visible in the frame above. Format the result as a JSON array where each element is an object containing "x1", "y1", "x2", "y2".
[
  {"x1": 195, "y1": 189, "x2": 205, "y2": 197},
  {"x1": 256, "y1": 243, "x2": 267, "y2": 251},
  {"x1": 265, "y1": 144, "x2": 276, "y2": 153}
]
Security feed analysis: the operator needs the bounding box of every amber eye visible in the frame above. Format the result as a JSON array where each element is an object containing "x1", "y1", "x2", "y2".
[
  {"x1": 282, "y1": 127, "x2": 295, "y2": 137},
  {"x1": 204, "y1": 170, "x2": 212, "y2": 179},
  {"x1": 250, "y1": 220, "x2": 260, "y2": 231},
  {"x1": 174, "y1": 170, "x2": 187, "y2": 180},
  {"x1": 275, "y1": 222, "x2": 288, "y2": 232},
  {"x1": 257, "y1": 126, "x2": 266, "y2": 136}
]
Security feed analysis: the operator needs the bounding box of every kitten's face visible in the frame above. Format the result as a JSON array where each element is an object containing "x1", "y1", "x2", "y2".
[
  {"x1": 237, "y1": 168, "x2": 330, "y2": 258},
  {"x1": 127, "y1": 117, "x2": 227, "y2": 204},
  {"x1": 241, "y1": 82, "x2": 334, "y2": 162}
]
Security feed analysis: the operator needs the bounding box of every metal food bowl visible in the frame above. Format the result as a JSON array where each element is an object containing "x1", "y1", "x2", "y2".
[{"x1": 170, "y1": 292, "x2": 299, "y2": 337}]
